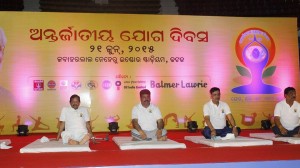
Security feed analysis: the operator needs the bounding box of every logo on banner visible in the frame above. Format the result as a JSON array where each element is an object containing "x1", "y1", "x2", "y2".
[
  {"x1": 33, "y1": 80, "x2": 44, "y2": 91},
  {"x1": 71, "y1": 80, "x2": 82, "y2": 90},
  {"x1": 60, "y1": 80, "x2": 68, "y2": 90},
  {"x1": 232, "y1": 28, "x2": 281, "y2": 94},
  {"x1": 102, "y1": 80, "x2": 112, "y2": 90},
  {"x1": 47, "y1": 80, "x2": 56, "y2": 90},
  {"x1": 115, "y1": 81, "x2": 121, "y2": 90},
  {"x1": 86, "y1": 80, "x2": 98, "y2": 90}
]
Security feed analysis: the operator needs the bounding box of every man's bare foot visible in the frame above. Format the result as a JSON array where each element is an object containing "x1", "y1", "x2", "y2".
[
  {"x1": 68, "y1": 139, "x2": 79, "y2": 145},
  {"x1": 157, "y1": 136, "x2": 167, "y2": 141},
  {"x1": 79, "y1": 135, "x2": 90, "y2": 145}
]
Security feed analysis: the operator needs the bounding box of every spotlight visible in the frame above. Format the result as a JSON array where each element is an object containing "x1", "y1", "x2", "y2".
[
  {"x1": 108, "y1": 122, "x2": 119, "y2": 134},
  {"x1": 261, "y1": 119, "x2": 271, "y2": 130},
  {"x1": 187, "y1": 121, "x2": 198, "y2": 133},
  {"x1": 17, "y1": 125, "x2": 29, "y2": 136}
]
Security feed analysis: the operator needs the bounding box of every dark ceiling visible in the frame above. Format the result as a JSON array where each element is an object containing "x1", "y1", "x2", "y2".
[{"x1": 0, "y1": 0, "x2": 299, "y2": 26}]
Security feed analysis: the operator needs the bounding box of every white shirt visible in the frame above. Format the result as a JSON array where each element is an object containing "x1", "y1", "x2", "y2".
[
  {"x1": 203, "y1": 100, "x2": 231, "y2": 129},
  {"x1": 132, "y1": 103, "x2": 162, "y2": 131},
  {"x1": 60, "y1": 106, "x2": 90, "y2": 132},
  {"x1": 274, "y1": 99, "x2": 300, "y2": 130}
]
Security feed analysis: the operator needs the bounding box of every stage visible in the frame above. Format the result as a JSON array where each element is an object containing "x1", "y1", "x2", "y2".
[{"x1": 0, "y1": 129, "x2": 300, "y2": 167}]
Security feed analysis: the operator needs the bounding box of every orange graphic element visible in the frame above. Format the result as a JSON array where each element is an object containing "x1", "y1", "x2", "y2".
[
  {"x1": 202, "y1": 120, "x2": 205, "y2": 127},
  {"x1": 235, "y1": 28, "x2": 275, "y2": 67},
  {"x1": 12, "y1": 115, "x2": 21, "y2": 132},
  {"x1": 263, "y1": 112, "x2": 273, "y2": 120},
  {"x1": 126, "y1": 120, "x2": 133, "y2": 129},
  {"x1": 30, "y1": 116, "x2": 50, "y2": 131},
  {"x1": 91, "y1": 115, "x2": 99, "y2": 130},
  {"x1": 56, "y1": 117, "x2": 60, "y2": 129},
  {"x1": 0, "y1": 115, "x2": 4, "y2": 134},
  {"x1": 164, "y1": 113, "x2": 179, "y2": 128},
  {"x1": 240, "y1": 113, "x2": 257, "y2": 126},
  {"x1": 183, "y1": 113, "x2": 195, "y2": 128},
  {"x1": 263, "y1": 112, "x2": 275, "y2": 126}
]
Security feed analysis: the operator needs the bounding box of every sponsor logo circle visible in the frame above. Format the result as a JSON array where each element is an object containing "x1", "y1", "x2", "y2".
[
  {"x1": 87, "y1": 80, "x2": 98, "y2": 89},
  {"x1": 47, "y1": 80, "x2": 56, "y2": 89},
  {"x1": 115, "y1": 81, "x2": 121, "y2": 87},
  {"x1": 102, "y1": 80, "x2": 112, "y2": 89},
  {"x1": 71, "y1": 80, "x2": 82, "y2": 89}
]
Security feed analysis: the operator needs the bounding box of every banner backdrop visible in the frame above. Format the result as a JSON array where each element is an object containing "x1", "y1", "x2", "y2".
[{"x1": 0, "y1": 12, "x2": 299, "y2": 134}]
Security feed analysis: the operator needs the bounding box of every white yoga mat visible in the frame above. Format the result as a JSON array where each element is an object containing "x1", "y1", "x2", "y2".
[
  {"x1": 249, "y1": 133, "x2": 300, "y2": 144},
  {"x1": 20, "y1": 139, "x2": 91, "y2": 153},
  {"x1": 113, "y1": 136, "x2": 186, "y2": 150},
  {"x1": 184, "y1": 136, "x2": 273, "y2": 147},
  {"x1": 0, "y1": 139, "x2": 11, "y2": 145}
]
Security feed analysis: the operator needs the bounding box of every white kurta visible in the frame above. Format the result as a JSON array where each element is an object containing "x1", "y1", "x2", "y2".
[
  {"x1": 274, "y1": 99, "x2": 300, "y2": 130},
  {"x1": 59, "y1": 106, "x2": 90, "y2": 143},
  {"x1": 132, "y1": 103, "x2": 162, "y2": 131},
  {"x1": 203, "y1": 100, "x2": 231, "y2": 129}
]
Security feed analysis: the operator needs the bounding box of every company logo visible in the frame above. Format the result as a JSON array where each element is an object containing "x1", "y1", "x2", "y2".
[
  {"x1": 232, "y1": 28, "x2": 281, "y2": 94},
  {"x1": 71, "y1": 80, "x2": 82, "y2": 90},
  {"x1": 47, "y1": 80, "x2": 56, "y2": 90},
  {"x1": 33, "y1": 80, "x2": 44, "y2": 91},
  {"x1": 115, "y1": 81, "x2": 121, "y2": 90},
  {"x1": 86, "y1": 80, "x2": 98, "y2": 90},
  {"x1": 102, "y1": 80, "x2": 112, "y2": 90},
  {"x1": 60, "y1": 80, "x2": 68, "y2": 90}
]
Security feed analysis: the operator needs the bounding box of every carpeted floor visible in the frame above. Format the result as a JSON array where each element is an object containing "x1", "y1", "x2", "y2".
[{"x1": 0, "y1": 129, "x2": 300, "y2": 167}]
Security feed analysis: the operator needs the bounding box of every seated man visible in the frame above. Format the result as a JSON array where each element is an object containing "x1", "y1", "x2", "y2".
[
  {"x1": 272, "y1": 87, "x2": 300, "y2": 137},
  {"x1": 131, "y1": 89, "x2": 167, "y2": 141},
  {"x1": 56, "y1": 94, "x2": 95, "y2": 145},
  {"x1": 202, "y1": 87, "x2": 241, "y2": 139}
]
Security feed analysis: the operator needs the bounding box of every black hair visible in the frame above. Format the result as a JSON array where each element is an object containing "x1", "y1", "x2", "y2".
[
  {"x1": 284, "y1": 87, "x2": 295, "y2": 95},
  {"x1": 140, "y1": 89, "x2": 151, "y2": 97},
  {"x1": 69, "y1": 94, "x2": 80, "y2": 102},
  {"x1": 210, "y1": 87, "x2": 220, "y2": 94}
]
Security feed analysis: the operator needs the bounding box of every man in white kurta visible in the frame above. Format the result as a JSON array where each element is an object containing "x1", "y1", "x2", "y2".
[
  {"x1": 56, "y1": 94, "x2": 95, "y2": 144},
  {"x1": 203, "y1": 87, "x2": 240, "y2": 139},
  {"x1": 272, "y1": 87, "x2": 300, "y2": 137},
  {"x1": 131, "y1": 89, "x2": 167, "y2": 141}
]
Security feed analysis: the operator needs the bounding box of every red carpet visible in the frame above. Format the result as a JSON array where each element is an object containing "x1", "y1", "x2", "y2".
[{"x1": 0, "y1": 130, "x2": 300, "y2": 167}]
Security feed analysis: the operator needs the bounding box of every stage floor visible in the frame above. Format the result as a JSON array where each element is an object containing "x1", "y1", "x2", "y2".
[{"x1": 0, "y1": 130, "x2": 300, "y2": 167}]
